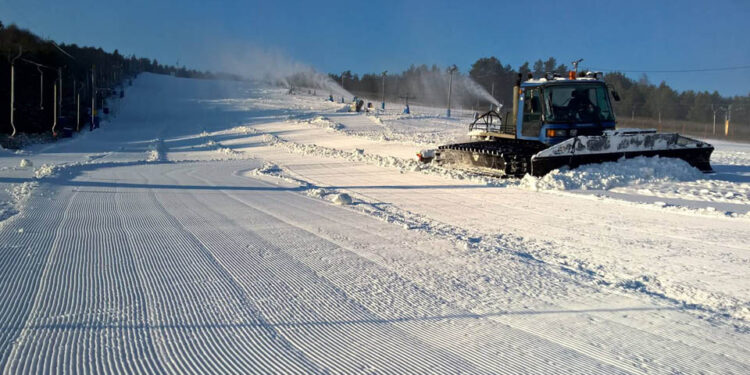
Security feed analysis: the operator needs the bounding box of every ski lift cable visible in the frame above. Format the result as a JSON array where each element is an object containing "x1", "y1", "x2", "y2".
[
  {"x1": 590, "y1": 64, "x2": 750, "y2": 73},
  {"x1": 49, "y1": 40, "x2": 76, "y2": 60},
  {"x1": 20, "y1": 58, "x2": 57, "y2": 70},
  {"x1": 11, "y1": 46, "x2": 23, "y2": 63}
]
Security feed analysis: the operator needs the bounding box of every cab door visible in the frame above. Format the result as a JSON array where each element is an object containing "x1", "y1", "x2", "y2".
[{"x1": 520, "y1": 87, "x2": 543, "y2": 138}]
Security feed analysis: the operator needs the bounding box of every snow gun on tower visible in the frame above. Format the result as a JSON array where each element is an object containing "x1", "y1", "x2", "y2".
[{"x1": 417, "y1": 70, "x2": 714, "y2": 177}]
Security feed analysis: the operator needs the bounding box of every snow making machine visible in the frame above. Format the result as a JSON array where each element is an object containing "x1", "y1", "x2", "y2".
[{"x1": 417, "y1": 71, "x2": 714, "y2": 177}]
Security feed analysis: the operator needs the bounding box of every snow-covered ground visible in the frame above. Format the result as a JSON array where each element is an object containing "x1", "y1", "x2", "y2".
[{"x1": 0, "y1": 73, "x2": 748, "y2": 374}]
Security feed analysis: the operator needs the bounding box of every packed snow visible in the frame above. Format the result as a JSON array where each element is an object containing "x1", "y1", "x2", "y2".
[
  {"x1": 0, "y1": 73, "x2": 748, "y2": 374},
  {"x1": 520, "y1": 156, "x2": 705, "y2": 191}
]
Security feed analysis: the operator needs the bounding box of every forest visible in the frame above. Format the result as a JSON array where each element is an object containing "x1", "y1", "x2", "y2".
[
  {"x1": 330, "y1": 57, "x2": 749, "y2": 140},
  {"x1": 0, "y1": 21, "x2": 227, "y2": 138},
  {"x1": 2, "y1": 20, "x2": 747, "y2": 141}
]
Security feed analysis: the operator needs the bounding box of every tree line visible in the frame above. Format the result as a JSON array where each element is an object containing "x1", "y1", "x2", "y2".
[
  {"x1": 0, "y1": 21, "x2": 237, "y2": 138},
  {"x1": 3, "y1": 19, "x2": 746, "y2": 139},
  {"x1": 329, "y1": 57, "x2": 749, "y2": 136}
]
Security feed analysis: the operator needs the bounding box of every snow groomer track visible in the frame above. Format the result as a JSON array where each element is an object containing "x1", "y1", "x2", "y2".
[{"x1": 0, "y1": 73, "x2": 748, "y2": 374}]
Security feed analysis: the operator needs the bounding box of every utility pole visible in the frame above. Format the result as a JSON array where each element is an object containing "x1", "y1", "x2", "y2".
[
  {"x1": 38, "y1": 66, "x2": 44, "y2": 109},
  {"x1": 381, "y1": 71, "x2": 387, "y2": 110},
  {"x1": 447, "y1": 65, "x2": 457, "y2": 118},
  {"x1": 711, "y1": 104, "x2": 717, "y2": 136},
  {"x1": 657, "y1": 113, "x2": 662, "y2": 132},
  {"x1": 52, "y1": 83, "x2": 58, "y2": 136},
  {"x1": 9, "y1": 47, "x2": 22, "y2": 137},
  {"x1": 725, "y1": 104, "x2": 732, "y2": 136},
  {"x1": 58, "y1": 67, "x2": 63, "y2": 112},
  {"x1": 490, "y1": 82, "x2": 495, "y2": 111},
  {"x1": 91, "y1": 65, "x2": 96, "y2": 131},
  {"x1": 340, "y1": 71, "x2": 346, "y2": 103},
  {"x1": 75, "y1": 81, "x2": 80, "y2": 132}
]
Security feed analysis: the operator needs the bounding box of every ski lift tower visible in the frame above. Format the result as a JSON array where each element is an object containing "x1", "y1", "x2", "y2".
[{"x1": 381, "y1": 71, "x2": 387, "y2": 110}]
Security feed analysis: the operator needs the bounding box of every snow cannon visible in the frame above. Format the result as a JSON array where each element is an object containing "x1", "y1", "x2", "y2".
[{"x1": 418, "y1": 71, "x2": 714, "y2": 177}]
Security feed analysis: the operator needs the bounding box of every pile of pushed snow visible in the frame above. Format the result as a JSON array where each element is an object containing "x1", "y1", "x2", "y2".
[
  {"x1": 250, "y1": 162, "x2": 307, "y2": 187},
  {"x1": 331, "y1": 193, "x2": 353, "y2": 205},
  {"x1": 307, "y1": 116, "x2": 343, "y2": 131},
  {"x1": 34, "y1": 164, "x2": 59, "y2": 179},
  {"x1": 251, "y1": 162, "x2": 284, "y2": 176},
  {"x1": 367, "y1": 115, "x2": 384, "y2": 126},
  {"x1": 146, "y1": 150, "x2": 160, "y2": 162},
  {"x1": 19, "y1": 159, "x2": 33, "y2": 168},
  {"x1": 231, "y1": 125, "x2": 255, "y2": 134},
  {"x1": 261, "y1": 132, "x2": 507, "y2": 187},
  {"x1": 521, "y1": 156, "x2": 704, "y2": 191},
  {"x1": 217, "y1": 147, "x2": 240, "y2": 155},
  {"x1": 147, "y1": 138, "x2": 166, "y2": 162}
]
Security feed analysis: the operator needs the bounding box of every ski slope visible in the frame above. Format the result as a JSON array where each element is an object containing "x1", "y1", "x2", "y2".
[{"x1": 0, "y1": 73, "x2": 748, "y2": 374}]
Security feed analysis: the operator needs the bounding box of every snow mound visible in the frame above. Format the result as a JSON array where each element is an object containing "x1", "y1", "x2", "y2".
[
  {"x1": 250, "y1": 162, "x2": 307, "y2": 187},
  {"x1": 367, "y1": 115, "x2": 384, "y2": 125},
  {"x1": 11, "y1": 181, "x2": 35, "y2": 200},
  {"x1": 147, "y1": 139, "x2": 166, "y2": 162},
  {"x1": 19, "y1": 159, "x2": 33, "y2": 168},
  {"x1": 521, "y1": 156, "x2": 704, "y2": 191},
  {"x1": 231, "y1": 125, "x2": 255, "y2": 134},
  {"x1": 34, "y1": 164, "x2": 58, "y2": 179},
  {"x1": 306, "y1": 188, "x2": 331, "y2": 199},
  {"x1": 218, "y1": 146, "x2": 240, "y2": 155},
  {"x1": 146, "y1": 150, "x2": 159, "y2": 162},
  {"x1": 307, "y1": 116, "x2": 343, "y2": 130},
  {"x1": 262, "y1": 131, "x2": 506, "y2": 187},
  {"x1": 252, "y1": 162, "x2": 283, "y2": 176},
  {"x1": 331, "y1": 193, "x2": 353, "y2": 205}
]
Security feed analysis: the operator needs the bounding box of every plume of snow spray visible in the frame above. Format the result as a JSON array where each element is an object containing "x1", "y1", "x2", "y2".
[
  {"x1": 211, "y1": 42, "x2": 351, "y2": 97},
  {"x1": 394, "y1": 67, "x2": 501, "y2": 111},
  {"x1": 460, "y1": 76, "x2": 501, "y2": 109}
]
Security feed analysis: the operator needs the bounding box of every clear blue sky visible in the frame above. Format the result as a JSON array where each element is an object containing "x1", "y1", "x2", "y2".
[{"x1": 2, "y1": 0, "x2": 748, "y2": 96}]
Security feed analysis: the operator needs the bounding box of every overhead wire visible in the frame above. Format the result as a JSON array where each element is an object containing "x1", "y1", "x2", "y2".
[
  {"x1": 590, "y1": 64, "x2": 750, "y2": 73},
  {"x1": 19, "y1": 57, "x2": 57, "y2": 70},
  {"x1": 49, "y1": 40, "x2": 76, "y2": 60}
]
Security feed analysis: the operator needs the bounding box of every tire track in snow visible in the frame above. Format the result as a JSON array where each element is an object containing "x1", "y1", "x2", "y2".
[
  {"x1": 222, "y1": 160, "x2": 750, "y2": 374},
  {"x1": 1, "y1": 189, "x2": 81, "y2": 374},
  {"x1": 179, "y1": 162, "x2": 649, "y2": 374},
  {"x1": 218, "y1": 183, "x2": 643, "y2": 375},
  {"x1": 116, "y1": 166, "x2": 323, "y2": 374},
  {"x1": 2, "y1": 162, "x2": 322, "y2": 374},
  {"x1": 269, "y1": 170, "x2": 750, "y2": 374},
  {"x1": 159, "y1": 163, "x2": 482, "y2": 374},
  {"x1": 2, "y1": 180, "x2": 166, "y2": 374},
  {"x1": 0, "y1": 187, "x2": 75, "y2": 371},
  {"x1": 257, "y1": 146, "x2": 750, "y2": 324}
]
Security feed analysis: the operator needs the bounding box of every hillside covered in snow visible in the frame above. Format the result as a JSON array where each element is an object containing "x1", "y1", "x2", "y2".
[{"x1": 0, "y1": 73, "x2": 748, "y2": 374}]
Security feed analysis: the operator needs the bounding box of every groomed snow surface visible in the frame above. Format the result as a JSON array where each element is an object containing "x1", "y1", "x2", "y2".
[{"x1": 0, "y1": 73, "x2": 748, "y2": 374}]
